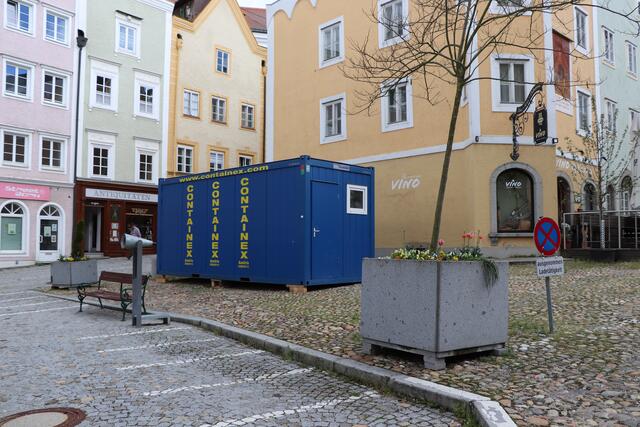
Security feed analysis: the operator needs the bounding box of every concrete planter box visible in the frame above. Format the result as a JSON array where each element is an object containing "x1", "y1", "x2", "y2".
[
  {"x1": 50, "y1": 260, "x2": 98, "y2": 288},
  {"x1": 360, "y1": 258, "x2": 509, "y2": 370}
]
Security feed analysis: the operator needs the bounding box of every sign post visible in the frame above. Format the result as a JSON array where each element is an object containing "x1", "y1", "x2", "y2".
[{"x1": 534, "y1": 217, "x2": 563, "y2": 334}]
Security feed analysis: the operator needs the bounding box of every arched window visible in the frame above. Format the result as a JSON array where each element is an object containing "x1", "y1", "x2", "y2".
[
  {"x1": 40, "y1": 205, "x2": 60, "y2": 217},
  {"x1": 557, "y1": 177, "x2": 571, "y2": 223},
  {"x1": 583, "y1": 183, "x2": 597, "y2": 211},
  {"x1": 496, "y1": 169, "x2": 534, "y2": 233},
  {"x1": 606, "y1": 184, "x2": 616, "y2": 211},
  {"x1": 0, "y1": 202, "x2": 26, "y2": 252},
  {"x1": 621, "y1": 176, "x2": 633, "y2": 211}
]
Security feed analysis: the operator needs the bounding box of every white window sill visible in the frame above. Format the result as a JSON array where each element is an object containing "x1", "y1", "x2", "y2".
[
  {"x1": 133, "y1": 113, "x2": 159, "y2": 121},
  {"x1": 115, "y1": 49, "x2": 140, "y2": 59},
  {"x1": 492, "y1": 103, "x2": 534, "y2": 113},
  {"x1": 575, "y1": 45, "x2": 589, "y2": 56},
  {"x1": 576, "y1": 128, "x2": 590, "y2": 137},
  {"x1": 0, "y1": 251, "x2": 27, "y2": 256},
  {"x1": 382, "y1": 120, "x2": 413, "y2": 133},
  {"x1": 0, "y1": 162, "x2": 29, "y2": 169},
  {"x1": 44, "y1": 37, "x2": 70, "y2": 48},
  {"x1": 555, "y1": 97, "x2": 573, "y2": 116},
  {"x1": 319, "y1": 56, "x2": 344, "y2": 69},
  {"x1": 321, "y1": 134, "x2": 347, "y2": 144},
  {"x1": 2, "y1": 93, "x2": 33, "y2": 103},
  {"x1": 88, "y1": 175, "x2": 114, "y2": 181},
  {"x1": 347, "y1": 210, "x2": 367, "y2": 215},
  {"x1": 40, "y1": 166, "x2": 66, "y2": 173},
  {"x1": 603, "y1": 60, "x2": 616, "y2": 69},
  {"x1": 379, "y1": 34, "x2": 409, "y2": 49},
  {"x1": 42, "y1": 100, "x2": 69, "y2": 110},
  {"x1": 3, "y1": 25, "x2": 35, "y2": 38},
  {"x1": 90, "y1": 104, "x2": 118, "y2": 113}
]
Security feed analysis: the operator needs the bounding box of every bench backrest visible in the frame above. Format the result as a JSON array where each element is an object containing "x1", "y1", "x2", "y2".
[{"x1": 99, "y1": 271, "x2": 148, "y2": 285}]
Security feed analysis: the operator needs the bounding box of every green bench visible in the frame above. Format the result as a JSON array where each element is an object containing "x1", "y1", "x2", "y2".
[{"x1": 77, "y1": 271, "x2": 149, "y2": 321}]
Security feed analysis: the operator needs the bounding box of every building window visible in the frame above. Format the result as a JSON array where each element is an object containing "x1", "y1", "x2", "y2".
[
  {"x1": 3, "y1": 60, "x2": 32, "y2": 99},
  {"x1": 2, "y1": 131, "x2": 28, "y2": 166},
  {"x1": 378, "y1": 0, "x2": 408, "y2": 47},
  {"x1": 490, "y1": 0, "x2": 531, "y2": 14},
  {"x1": 496, "y1": 169, "x2": 534, "y2": 233},
  {"x1": 41, "y1": 137, "x2": 63, "y2": 170},
  {"x1": 139, "y1": 85, "x2": 153, "y2": 114},
  {"x1": 116, "y1": 17, "x2": 140, "y2": 57},
  {"x1": 320, "y1": 94, "x2": 346, "y2": 143},
  {"x1": 0, "y1": 202, "x2": 26, "y2": 253},
  {"x1": 209, "y1": 150, "x2": 224, "y2": 171},
  {"x1": 347, "y1": 184, "x2": 368, "y2": 215},
  {"x1": 603, "y1": 27, "x2": 615, "y2": 64},
  {"x1": 621, "y1": 176, "x2": 633, "y2": 211},
  {"x1": 241, "y1": 104, "x2": 255, "y2": 129},
  {"x1": 605, "y1": 98, "x2": 617, "y2": 132},
  {"x1": 177, "y1": 145, "x2": 193, "y2": 173},
  {"x1": 239, "y1": 155, "x2": 253, "y2": 167},
  {"x1": 134, "y1": 73, "x2": 159, "y2": 119},
  {"x1": 553, "y1": 32, "x2": 571, "y2": 99},
  {"x1": 381, "y1": 79, "x2": 413, "y2": 132},
  {"x1": 319, "y1": 17, "x2": 344, "y2": 68},
  {"x1": 91, "y1": 146, "x2": 110, "y2": 177},
  {"x1": 583, "y1": 183, "x2": 597, "y2": 211},
  {"x1": 45, "y1": 10, "x2": 68, "y2": 44},
  {"x1": 216, "y1": 49, "x2": 230, "y2": 74},
  {"x1": 211, "y1": 96, "x2": 226, "y2": 123},
  {"x1": 5, "y1": 0, "x2": 33, "y2": 34},
  {"x1": 499, "y1": 61, "x2": 526, "y2": 104},
  {"x1": 183, "y1": 89, "x2": 199, "y2": 117},
  {"x1": 631, "y1": 109, "x2": 640, "y2": 134},
  {"x1": 42, "y1": 71, "x2": 67, "y2": 107},
  {"x1": 577, "y1": 89, "x2": 591, "y2": 134},
  {"x1": 138, "y1": 153, "x2": 153, "y2": 182},
  {"x1": 627, "y1": 41, "x2": 637, "y2": 76},
  {"x1": 575, "y1": 8, "x2": 588, "y2": 52}
]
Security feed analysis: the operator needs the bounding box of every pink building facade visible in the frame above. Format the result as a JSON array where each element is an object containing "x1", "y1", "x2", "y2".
[{"x1": 0, "y1": 0, "x2": 77, "y2": 267}]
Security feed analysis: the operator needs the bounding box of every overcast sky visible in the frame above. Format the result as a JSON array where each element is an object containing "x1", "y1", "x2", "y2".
[{"x1": 237, "y1": 0, "x2": 269, "y2": 8}]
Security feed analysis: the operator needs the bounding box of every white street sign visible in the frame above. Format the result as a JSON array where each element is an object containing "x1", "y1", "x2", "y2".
[{"x1": 536, "y1": 256, "x2": 564, "y2": 278}]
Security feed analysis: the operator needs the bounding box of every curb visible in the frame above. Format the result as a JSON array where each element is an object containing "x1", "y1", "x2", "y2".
[{"x1": 41, "y1": 291, "x2": 515, "y2": 427}]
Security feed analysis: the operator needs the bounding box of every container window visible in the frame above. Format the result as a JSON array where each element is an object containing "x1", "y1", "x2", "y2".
[{"x1": 347, "y1": 184, "x2": 368, "y2": 215}]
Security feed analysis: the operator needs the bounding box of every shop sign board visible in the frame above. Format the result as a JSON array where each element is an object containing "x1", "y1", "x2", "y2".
[
  {"x1": 0, "y1": 182, "x2": 51, "y2": 201},
  {"x1": 85, "y1": 188, "x2": 158, "y2": 203},
  {"x1": 533, "y1": 108, "x2": 548, "y2": 145}
]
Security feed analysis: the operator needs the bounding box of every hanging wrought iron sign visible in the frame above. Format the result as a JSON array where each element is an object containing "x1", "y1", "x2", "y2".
[{"x1": 509, "y1": 82, "x2": 545, "y2": 161}]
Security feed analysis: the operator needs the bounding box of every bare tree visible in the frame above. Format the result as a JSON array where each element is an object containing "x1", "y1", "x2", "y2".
[{"x1": 343, "y1": 0, "x2": 639, "y2": 250}]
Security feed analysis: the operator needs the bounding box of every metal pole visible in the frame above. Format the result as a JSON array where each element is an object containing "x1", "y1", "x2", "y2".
[
  {"x1": 545, "y1": 276, "x2": 554, "y2": 334},
  {"x1": 618, "y1": 213, "x2": 622, "y2": 249},
  {"x1": 131, "y1": 240, "x2": 143, "y2": 327},
  {"x1": 635, "y1": 214, "x2": 638, "y2": 249}
]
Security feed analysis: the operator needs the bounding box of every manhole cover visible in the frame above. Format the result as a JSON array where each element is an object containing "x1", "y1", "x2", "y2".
[{"x1": 0, "y1": 408, "x2": 86, "y2": 427}]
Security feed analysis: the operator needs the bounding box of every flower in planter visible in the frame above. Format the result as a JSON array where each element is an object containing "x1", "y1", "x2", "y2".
[{"x1": 59, "y1": 255, "x2": 89, "y2": 262}]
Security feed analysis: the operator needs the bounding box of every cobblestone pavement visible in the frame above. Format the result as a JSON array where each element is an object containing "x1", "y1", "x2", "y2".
[
  {"x1": 46, "y1": 259, "x2": 640, "y2": 427},
  {"x1": 0, "y1": 264, "x2": 459, "y2": 426}
]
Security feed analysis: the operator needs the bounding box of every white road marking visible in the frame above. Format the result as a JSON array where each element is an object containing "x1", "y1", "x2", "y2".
[
  {"x1": 143, "y1": 368, "x2": 313, "y2": 397},
  {"x1": 0, "y1": 306, "x2": 73, "y2": 317},
  {"x1": 202, "y1": 391, "x2": 381, "y2": 427},
  {"x1": 0, "y1": 296, "x2": 47, "y2": 303},
  {"x1": 117, "y1": 350, "x2": 265, "y2": 371},
  {"x1": 98, "y1": 338, "x2": 220, "y2": 353},
  {"x1": 0, "y1": 290, "x2": 37, "y2": 297},
  {"x1": 0, "y1": 301, "x2": 56, "y2": 310},
  {"x1": 77, "y1": 327, "x2": 189, "y2": 340}
]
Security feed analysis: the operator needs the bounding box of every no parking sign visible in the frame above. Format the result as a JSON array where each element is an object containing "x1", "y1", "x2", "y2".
[{"x1": 533, "y1": 217, "x2": 563, "y2": 334}]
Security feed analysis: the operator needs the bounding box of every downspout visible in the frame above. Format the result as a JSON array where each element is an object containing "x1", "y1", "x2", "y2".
[{"x1": 262, "y1": 60, "x2": 266, "y2": 163}]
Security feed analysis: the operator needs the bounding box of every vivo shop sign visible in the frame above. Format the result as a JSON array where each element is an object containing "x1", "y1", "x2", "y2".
[
  {"x1": 391, "y1": 175, "x2": 422, "y2": 191},
  {"x1": 0, "y1": 182, "x2": 51, "y2": 201}
]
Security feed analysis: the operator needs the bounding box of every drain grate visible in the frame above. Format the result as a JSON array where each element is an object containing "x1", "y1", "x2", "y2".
[{"x1": 0, "y1": 408, "x2": 86, "y2": 427}]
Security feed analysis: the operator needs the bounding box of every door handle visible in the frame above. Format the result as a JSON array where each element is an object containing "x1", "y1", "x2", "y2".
[
  {"x1": 313, "y1": 227, "x2": 320, "y2": 237},
  {"x1": 39, "y1": 235, "x2": 43, "y2": 243}
]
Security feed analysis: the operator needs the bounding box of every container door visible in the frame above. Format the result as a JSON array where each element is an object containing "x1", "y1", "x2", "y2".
[{"x1": 311, "y1": 181, "x2": 342, "y2": 280}]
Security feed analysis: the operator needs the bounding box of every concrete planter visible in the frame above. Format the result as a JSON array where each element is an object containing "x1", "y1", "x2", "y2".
[
  {"x1": 360, "y1": 258, "x2": 509, "y2": 370},
  {"x1": 50, "y1": 260, "x2": 98, "y2": 288}
]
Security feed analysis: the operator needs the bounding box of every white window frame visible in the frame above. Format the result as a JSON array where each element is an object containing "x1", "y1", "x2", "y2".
[
  {"x1": 318, "y1": 16, "x2": 344, "y2": 69},
  {"x1": 209, "y1": 150, "x2": 225, "y2": 171},
  {"x1": 43, "y1": 6, "x2": 71, "y2": 46},
  {"x1": 0, "y1": 200, "x2": 28, "y2": 255},
  {"x1": 211, "y1": 96, "x2": 227, "y2": 123},
  {"x1": 489, "y1": 0, "x2": 532, "y2": 15},
  {"x1": 41, "y1": 68, "x2": 70, "y2": 109},
  {"x1": 241, "y1": 103, "x2": 255, "y2": 129},
  {"x1": 377, "y1": 0, "x2": 410, "y2": 49},
  {"x1": 239, "y1": 154, "x2": 253, "y2": 167},
  {"x1": 491, "y1": 54, "x2": 534, "y2": 112},
  {"x1": 176, "y1": 144, "x2": 193, "y2": 174},
  {"x1": 183, "y1": 89, "x2": 199, "y2": 117},
  {"x1": 216, "y1": 49, "x2": 230, "y2": 74},
  {"x1": 115, "y1": 16, "x2": 141, "y2": 58},
  {"x1": 605, "y1": 98, "x2": 618, "y2": 133},
  {"x1": 319, "y1": 93, "x2": 347, "y2": 144},
  {"x1": 626, "y1": 40, "x2": 638, "y2": 77},
  {"x1": 133, "y1": 72, "x2": 160, "y2": 120},
  {"x1": 630, "y1": 109, "x2": 640, "y2": 134},
  {"x1": 1, "y1": 128, "x2": 31, "y2": 168},
  {"x1": 346, "y1": 184, "x2": 368, "y2": 215},
  {"x1": 4, "y1": 0, "x2": 35, "y2": 36},
  {"x1": 134, "y1": 139, "x2": 159, "y2": 184},
  {"x1": 380, "y1": 78, "x2": 413, "y2": 132},
  {"x1": 603, "y1": 27, "x2": 615, "y2": 65},
  {"x1": 87, "y1": 132, "x2": 115, "y2": 180},
  {"x1": 2, "y1": 57, "x2": 34, "y2": 101},
  {"x1": 575, "y1": 87, "x2": 592, "y2": 136},
  {"x1": 574, "y1": 7, "x2": 589, "y2": 55},
  {"x1": 38, "y1": 134, "x2": 66, "y2": 172},
  {"x1": 89, "y1": 60, "x2": 119, "y2": 112}
]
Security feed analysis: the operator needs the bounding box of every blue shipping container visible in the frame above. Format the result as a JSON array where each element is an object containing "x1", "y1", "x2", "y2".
[{"x1": 157, "y1": 156, "x2": 375, "y2": 286}]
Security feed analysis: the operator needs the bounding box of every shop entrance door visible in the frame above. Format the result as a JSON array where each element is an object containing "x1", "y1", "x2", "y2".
[
  {"x1": 84, "y1": 206, "x2": 102, "y2": 253},
  {"x1": 37, "y1": 205, "x2": 62, "y2": 262}
]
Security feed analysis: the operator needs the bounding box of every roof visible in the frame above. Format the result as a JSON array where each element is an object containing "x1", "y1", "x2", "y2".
[{"x1": 240, "y1": 7, "x2": 266, "y2": 33}]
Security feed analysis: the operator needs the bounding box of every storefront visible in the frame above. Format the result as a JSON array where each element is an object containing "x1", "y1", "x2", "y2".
[
  {"x1": 0, "y1": 181, "x2": 74, "y2": 268},
  {"x1": 74, "y1": 180, "x2": 157, "y2": 257}
]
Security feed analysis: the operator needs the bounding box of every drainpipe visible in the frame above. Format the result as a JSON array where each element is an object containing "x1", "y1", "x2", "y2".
[
  {"x1": 71, "y1": 30, "x2": 88, "y2": 256},
  {"x1": 262, "y1": 60, "x2": 266, "y2": 163}
]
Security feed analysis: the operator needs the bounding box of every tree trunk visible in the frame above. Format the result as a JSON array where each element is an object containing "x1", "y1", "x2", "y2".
[{"x1": 430, "y1": 81, "x2": 464, "y2": 250}]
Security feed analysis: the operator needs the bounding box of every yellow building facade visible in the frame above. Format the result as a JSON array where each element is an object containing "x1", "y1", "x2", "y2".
[
  {"x1": 169, "y1": 0, "x2": 267, "y2": 177},
  {"x1": 266, "y1": 0, "x2": 597, "y2": 257}
]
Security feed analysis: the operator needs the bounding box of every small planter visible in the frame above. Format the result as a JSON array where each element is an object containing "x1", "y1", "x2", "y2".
[
  {"x1": 360, "y1": 258, "x2": 509, "y2": 370},
  {"x1": 50, "y1": 259, "x2": 98, "y2": 288}
]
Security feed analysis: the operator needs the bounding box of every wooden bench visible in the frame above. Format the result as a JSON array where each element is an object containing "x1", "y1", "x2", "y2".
[{"x1": 77, "y1": 271, "x2": 149, "y2": 321}]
